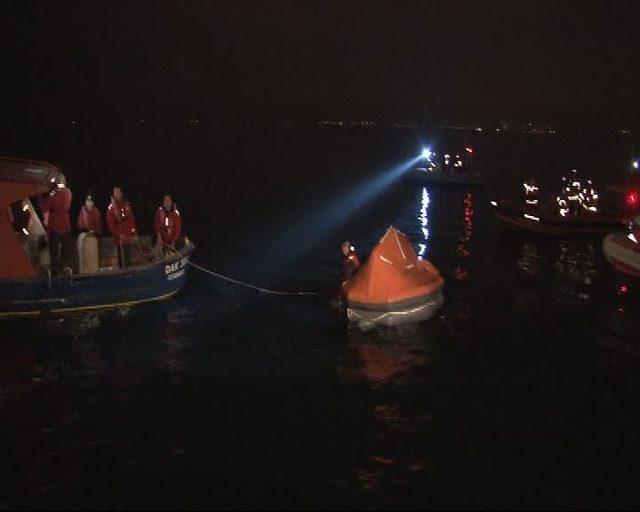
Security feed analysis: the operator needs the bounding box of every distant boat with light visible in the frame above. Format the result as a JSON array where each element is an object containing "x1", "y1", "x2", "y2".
[
  {"x1": 0, "y1": 157, "x2": 194, "y2": 318},
  {"x1": 491, "y1": 172, "x2": 630, "y2": 235},
  {"x1": 414, "y1": 146, "x2": 484, "y2": 187}
]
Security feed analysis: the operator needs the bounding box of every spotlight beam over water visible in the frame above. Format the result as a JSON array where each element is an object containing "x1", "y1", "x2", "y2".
[{"x1": 237, "y1": 156, "x2": 421, "y2": 278}]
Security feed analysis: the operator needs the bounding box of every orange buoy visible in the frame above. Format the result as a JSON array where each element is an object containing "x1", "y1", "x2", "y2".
[{"x1": 343, "y1": 226, "x2": 444, "y2": 330}]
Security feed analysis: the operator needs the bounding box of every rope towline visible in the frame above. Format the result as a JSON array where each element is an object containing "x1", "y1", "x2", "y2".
[{"x1": 188, "y1": 260, "x2": 317, "y2": 296}]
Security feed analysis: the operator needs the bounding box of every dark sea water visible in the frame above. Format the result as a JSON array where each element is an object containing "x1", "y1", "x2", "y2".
[{"x1": 2, "y1": 124, "x2": 640, "y2": 509}]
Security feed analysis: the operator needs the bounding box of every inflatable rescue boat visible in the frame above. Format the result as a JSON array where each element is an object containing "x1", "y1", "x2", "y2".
[
  {"x1": 343, "y1": 226, "x2": 444, "y2": 330},
  {"x1": 603, "y1": 232, "x2": 640, "y2": 278},
  {"x1": 491, "y1": 199, "x2": 627, "y2": 235}
]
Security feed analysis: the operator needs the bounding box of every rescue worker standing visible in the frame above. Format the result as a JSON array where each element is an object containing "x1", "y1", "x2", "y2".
[
  {"x1": 41, "y1": 174, "x2": 73, "y2": 274},
  {"x1": 342, "y1": 240, "x2": 360, "y2": 281},
  {"x1": 154, "y1": 194, "x2": 182, "y2": 254},
  {"x1": 77, "y1": 193, "x2": 103, "y2": 236},
  {"x1": 106, "y1": 186, "x2": 137, "y2": 269},
  {"x1": 523, "y1": 178, "x2": 539, "y2": 211}
]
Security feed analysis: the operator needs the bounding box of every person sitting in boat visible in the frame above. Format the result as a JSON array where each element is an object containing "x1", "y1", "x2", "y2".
[
  {"x1": 523, "y1": 179, "x2": 539, "y2": 211},
  {"x1": 580, "y1": 179, "x2": 599, "y2": 213},
  {"x1": 154, "y1": 194, "x2": 182, "y2": 254},
  {"x1": 107, "y1": 186, "x2": 137, "y2": 269},
  {"x1": 563, "y1": 169, "x2": 583, "y2": 216},
  {"x1": 342, "y1": 240, "x2": 360, "y2": 281},
  {"x1": 40, "y1": 173, "x2": 73, "y2": 274},
  {"x1": 77, "y1": 193, "x2": 103, "y2": 236}
]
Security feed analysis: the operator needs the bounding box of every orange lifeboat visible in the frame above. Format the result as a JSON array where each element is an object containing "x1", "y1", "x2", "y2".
[{"x1": 343, "y1": 226, "x2": 444, "y2": 330}]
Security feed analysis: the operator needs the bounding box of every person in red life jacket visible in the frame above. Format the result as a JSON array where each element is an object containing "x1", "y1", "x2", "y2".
[
  {"x1": 41, "y1": 174, "x2": 73, "y2": 273},
  {"x1": 154, "y1": 194, "x2": 182, "y2": 254},
  {"x1": 342, "y1": 240, "x2": 360, "y2": 281},
  {"x1": 106, "y1": 186, "x2": 137, "y2": 269},
  {"x1": 77, "y1": 193, "x2": 103, "y2": 236}
]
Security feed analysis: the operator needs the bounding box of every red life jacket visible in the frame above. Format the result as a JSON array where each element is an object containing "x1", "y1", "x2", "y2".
[
  {"x1": 155, "y1": 205, "x2": 182, "y2": 244},
  {"x1": 106, "y1": 199, "x2": 137, "y2": 244},
  {"x1": 77, "y1": 205, "x2": 103, "y2": 236},
  {"x1": 343, "y1": 251, "x2": 361, "y2": 280},
  {"x1": 41, "y1": 187, "x2": 72, "y2": 233}
]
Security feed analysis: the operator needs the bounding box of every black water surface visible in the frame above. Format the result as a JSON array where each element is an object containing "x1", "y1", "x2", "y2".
[{"x1": 2, "y1": 125, "x2": 640, "y2": 509}]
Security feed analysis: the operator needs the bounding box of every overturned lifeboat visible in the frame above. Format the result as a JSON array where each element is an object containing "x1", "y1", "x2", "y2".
[
  {"x1": 343, "y1": 226, "x2": 444, "y2": 330},
  {"x1": 603, "y1": 231, "x2": 640, "y2": 278},
  {"x1": 0, "y1": 157, "x2": 194, "y2": 318}
]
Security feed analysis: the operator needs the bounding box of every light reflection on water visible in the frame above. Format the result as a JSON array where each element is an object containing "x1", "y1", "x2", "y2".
[
  {"x1": 4, "y1": 178, "x2": 640, "y2": 508},
  {"x1": 345, "y1": 326, "x2": 433, "y2": 499},
  {"x1": 417, "y1": 187, "x2": 430, "y2": 260},
  {"x1": 453, "y1": 192, "x2": 474, "y2": 281}
]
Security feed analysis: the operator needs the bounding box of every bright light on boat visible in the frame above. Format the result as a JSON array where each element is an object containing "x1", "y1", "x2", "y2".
[
  {"x1": 628, "y1": 233, "x2": 638, "y2": 243},
  {"x1": 420, "y1": 147, "x2": 433, "y2": 160},
  {"x1": 490, "y1": 200, "x2": 498, "y2": 207},
  {"x1": 523, "y1": 213, "x2": 540, "y2": 222},
  {"x1": 633, "y1": 160, "x2": 639, "y2": 170}
]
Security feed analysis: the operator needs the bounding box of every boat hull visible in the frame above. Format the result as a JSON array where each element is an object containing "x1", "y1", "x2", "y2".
[
  {"x1": 603, "y1": 233, "x2": 640, "y2": 278},
  {"x1": 493, "y1": 201, "x2": 626, "y2": 235},
  {"x1": 347, "y1": 290, "x2": 444, "y2": 331},
  {"x1": 0, "y1": 244, "x2": 194, "y2": 318}
]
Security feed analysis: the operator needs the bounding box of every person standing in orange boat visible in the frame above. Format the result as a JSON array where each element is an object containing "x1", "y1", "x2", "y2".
[
  {"x1": 40, "y1": 173, "x2": 73, "y2": 274},
  {"x1": 77, "y1": 193, "x2": 103, "y2": 236},
  {"x1": 342, "y1": 240, "x2": 360, "y2": 281},
  {"x1": 154, "y1": 194, "x2": 182, "y2": 254},
  {"x1": 106, "y1": 186, "x2": 137, "y2": 269}
]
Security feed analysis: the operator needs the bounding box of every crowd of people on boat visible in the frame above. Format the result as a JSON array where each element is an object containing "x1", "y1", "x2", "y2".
[
  {"x1": 522, "y1": 169, "x2": 599, "y2": 217},
  {"x1": 13, "y1": 173, "x2": 184, "y2": 274}
]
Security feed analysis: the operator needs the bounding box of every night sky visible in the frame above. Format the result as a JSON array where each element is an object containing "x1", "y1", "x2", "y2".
[{"x1": 4, "y1": 0, "x2": 640, "y2": 125}]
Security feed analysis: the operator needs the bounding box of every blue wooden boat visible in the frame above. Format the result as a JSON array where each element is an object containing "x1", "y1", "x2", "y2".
[{"x1": 0, "y1": 157, "x2": 194, "y2": 318}]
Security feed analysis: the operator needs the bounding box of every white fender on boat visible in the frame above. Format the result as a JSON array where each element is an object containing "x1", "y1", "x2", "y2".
[
  {"x1": 78, "y1": 232, "x2": 99, "y2": 274},
  {"x1": 603, "y1": 233, "x2": 640, "y2": 277}
]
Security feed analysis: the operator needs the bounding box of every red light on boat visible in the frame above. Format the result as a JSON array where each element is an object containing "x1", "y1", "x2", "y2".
[
  {"x1": 620, "y1": 284, "x2": 628, "y2": 294},
  {"x1": 627, "y1": 191, "x2": 639, "y2": 206}
]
